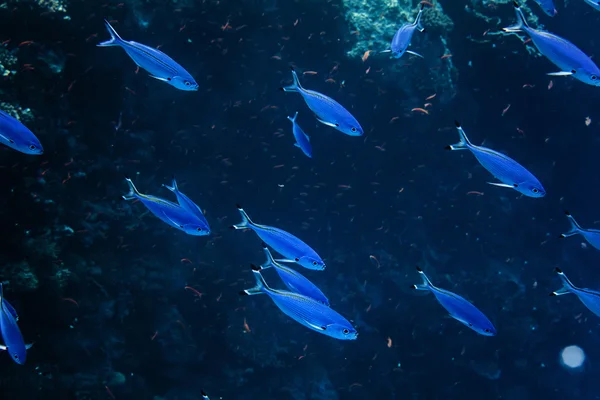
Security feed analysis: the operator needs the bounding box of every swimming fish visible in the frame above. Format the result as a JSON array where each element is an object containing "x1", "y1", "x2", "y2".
[
  {"x1": 533, "y1": 0, "x2": 557, "y2": 16},
  {"x1": 287, "y1": 111, "x2": 312, "y2": 158},
  {"x1": 231, "y1": 205, "x2": 325, "y2": 270},
  {"x1": 258, "y1": 243, "x2": 329, "y2": 305},
  {"x1": 0, "y1": 110, "x2": 43, "y2": 155},
  {"x1": 551, "y1": 268, "x2": 600, "y2": 318},
  {"x1": 280, "y1": 67, "x2": 363, "y2": 136},
  {"x1": 0, "y1": 284, "x2": 27, "y2": 364},
  {"x1": 447, "y1": 121, "x2": 545, "y2": 198},
  {"x1": 163, "y1": 177, "x2": 210, "y2": 234},
  {"x1": 559, "y1": 211, "x2": 600, "y2": 250},
  {"x1": 97, "y1": 19, "x2": 198, "y2": 91},
  {"x1": 584, "y1": 0, "x2": 600, "y2": 11},
  {"x1": 122, "y1": 177, "x2": 210, "y2": 236},
  {"x1": 389, "y1": 4, "x2": 425, "y2": 59},
  {"x1": 412, "y1": 267, "x2": 497, "y2": 336},
  {"x1": 503, "y1": 2, "x2": 600, "y2": 86},
  {"x1": 240, "y1": 265, "x2": 357, "y2": 340}
]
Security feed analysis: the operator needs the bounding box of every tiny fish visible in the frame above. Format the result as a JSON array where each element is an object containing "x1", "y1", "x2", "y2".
[
  {"x1": 98, "y1": 20, "x2": 198, "y2": 91},
  {"x1": 447, "y1": 121, "x2": 545, "y2": 198},
  {"x1": 503, "y1": 2, "x2": 600, "y2": 86},
  {"x1": 551, "y1": 268, "x2": 600, "y2": 318},
  {"x1": 286, "y1": 111, "x2": 312, "y2": 158},
  {"x1": 0, "y1": 284, "x2": 28, "y2": 364},
  {"x1": 412, "y1": 267, "x2": 496, "y2": 336},
  {"x1": 533, "y1": 0, "x2": 557, "y2": 16},
  {"x1": 280, "y1": 67, "x2": 363, "y2": 136},
  {"x1": 231, "y1": 205, "x2": 325, "y2": 270},
  {"x1": 240, "y1": 265, "x2": 357, "y2": 340},
  {"x1": 258, "y1": 244, "x2": 329, "y2": 305},
  {"x1": 162, "y1": 177, "x2": 210, "y2": 234},
  {"x1": 122, "y1": 177, "x2": 210, "y2": 236},
  {"x1": 0, "y1": 110, "x2": 43, "y2": 155},
  {"x1": 389, "y1": 4, "x2": 425, "y2": 59},
  {"x1": 559, "y1": 211, "x2": 600, "y2": 250}
]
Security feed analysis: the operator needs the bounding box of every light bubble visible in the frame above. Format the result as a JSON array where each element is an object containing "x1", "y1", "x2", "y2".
[{"x1": 560, "y1": 345, "x2": 585, "y2": 369}]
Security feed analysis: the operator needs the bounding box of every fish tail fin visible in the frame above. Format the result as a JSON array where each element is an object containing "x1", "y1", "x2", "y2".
[
  {"x1": 550, "y1": 267, "x2": 576, "y2": 296},
  {"x1": 239, "y1": 264, "x2": 269, "y2": 296},
  {"x1": 412, "y1": 266, "x2": 433, "y2": 291},
  {"x1": 502, "y1": 2, "x2": 529, "y2": 33},
  {"x1": 280, "y1": 67, "x2": 302, "y2": 92},
  {"x1": 122, "y1": 177, "x2": 141, "y2": 200},
  {"x1": 446, "y1": 120, "x2": 472, "y2": 151},
  {"x1": 287, "y1": 111, "x2": 299, "y2": 123},
  {"x1": 415, "y1": 4, "x2": 426, "y2": 32},
  {"x1": 560, "y1": 210, "x2": 583, "y2": 238},
  {"x1": 231, "y1": 204, "x2": 253, "y2": 229},
  {"x1": 97, "y1": 19, "x2": 124, "y2": 47},
  {"x1": 260, "y1": 243, "x2": 277, "y2": 269},
  {"x1": 162, "y1": 176, "x2": 178, "y2": 193}
]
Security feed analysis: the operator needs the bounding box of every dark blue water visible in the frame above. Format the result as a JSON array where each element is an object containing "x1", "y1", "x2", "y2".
[{"x1": 0, "y1": 0, "x2": 599, "y2": 398}]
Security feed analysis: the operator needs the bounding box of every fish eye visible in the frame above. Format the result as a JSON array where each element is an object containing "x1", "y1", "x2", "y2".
[
  {"x1": 197, "y1": 227, "x2": 203, "y2": 231},
  {"x1": 343, "y1": 329, "x2": 349, "y2": 335},
  {"x1": 484, "y1": 329, "x2": 490, "y2": 333},
  {"x1": 532, "y1": 188, "x2": 539, "y2": 193},
  {"x1": 185, "y1": 81, "x2": 191, "y2": 86},
  {"x1": 13, "y1": 354, "x2": 18, "y2": 360},
  {"x1": 351, "y1": 127, "x2": 357, "y2": 132},
  {"x1": 592, "y1": 75, "x2": 598, "y2": 81},
  {"x1": 312, "y1": 261, "x2": 317, "y2": 266},
  {"x1": 29, "y1": 145, "x2": 36, "y2": 150}
]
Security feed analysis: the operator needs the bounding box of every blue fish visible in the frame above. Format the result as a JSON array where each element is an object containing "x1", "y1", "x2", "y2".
[
  {"x1": 551, "y1": 268, "x2": 600, "y2": 318},
  {"x1": 447, "y1": 121, "x2": 545, "y2": 198},
  {"x1": 503, "y1": 2, "x2": 600, "y2": 86},
  {"x1": 231, "y1": 205, "x2": 325, "y2": 270},
  {"x1": 201, "y1": 390, "x2": 210, "y2": 400},
  {"x1": 584, "y1": 0, "x2": 600, "y2": 11},
  {"x1": 389, "y1": 4, "x2": 425, "y2": 59},
  {"x1": 0, "y1": 110, "x2": 43, "y2": 155},
  {"x1": 258, "y1": 244, "x2": 329, "y2": 305},
  {"x1": 98, "y1": 20, "x2": 198, "y2": 91},
  {"x1": 534, "y1": 0, "x2": 557, "y2": 16},
  {"x1": 0, "y1": 284, "x2": 27, "y2": 364},
  {"x1": 287, "y1": 112, "x2": 312, "y2": 158},
  {"x1": 240, "y1": 265, "x2": 357, "y2": 340},
  {"x1": 412, "y1": 267, "x2": 497, "y2": 336},
  {"x1": 281, "y1": 67, "x2": 363, "y2": 136},
  {"x1": 122, "y1": 177, "x2": 210, "y2": 236},
  {"x1": 163, "y1": 177, "x2": 210, "y2": 234},
  {"x1": 560, "y1": 211, "x2": 600, "y2": 250}
]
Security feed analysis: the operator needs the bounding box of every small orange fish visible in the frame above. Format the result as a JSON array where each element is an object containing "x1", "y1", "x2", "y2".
[
  {"x1": 425, "y1": 93, "x2": 436, "y2": 101},
  {"x1": 362, "y1": 50, "x2": 371, "y2": 62},
  {"x1": 303, "y1": 70, "x2": 318, "y2": 75},
  {"x1": 411, "y1": 108, "x2": 429, "y2": 115}
]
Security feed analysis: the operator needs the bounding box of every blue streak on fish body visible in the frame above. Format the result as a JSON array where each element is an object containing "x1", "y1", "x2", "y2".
[
  {"x1": 0, "y1": 284, "x2": 27, "y2": 364},
  {"x1": 281, "y1": 67, "x2": 363, "y2": 136},
  {"x1": 503, "y1": 2, "x2": 600, "y2": 86},
  {"x1": 390, "y1": 4, "x2": 425, "y2": 59},
  {"x1": 534, "y1": 0, "x2": 557, "y2": 16},
  {"x1": 259, "y1": 244, "x2": 329, "y2": 305},
  {"x1": 584, "y1": 0, "x2": 600, "y2": 11},
  {"x1": 447, "y1": 121, "x2": 545, "y2": 198},
  {"x1": 412, "y1": 267, "x2": 497, "y2": 336},
  {"x1": 241, "y1": 265, "x2": 357, "y2": 340},
  {"x1": 97, "y1": 20, "x2": 198, "y2": 91},
  {"x1": 560, "y1": 211, "x2": 600, "y2": 250},
  {"x1": 0, "y1": 110, "x2": 43, "y2": 155},
  {"x1": 163, "y1": 177, "x2": 210, "y2": 235},
  {"x1": 231, "y1": 205, "x2": 325, "y2": 270},
  {"x1": 551, "y1": 268, "x2": 600, "y2": 318},
  {"x1": 122, "y1": 177, "x2": 209, "y2": 236},
  {"x1": 287, "y1": 112, "x2": 312, "y2": 158}
]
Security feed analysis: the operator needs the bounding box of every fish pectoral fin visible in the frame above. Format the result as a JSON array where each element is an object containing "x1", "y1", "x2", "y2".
[
  {"x1": 547, "y1": 71, "x2": 574, "y2": 76},
  {"x1": 406, "y1": 50, "x2": 424, "y2": 58},
  {"x1": 149, "y1": 75, "x2": 171, "y2": 82},
  {"x1": 316, "y1": 118, "x2": 339, "y2": 128},
  {"x1": 486, "y1": 182, "x2": 516, "y2": 189},
  {"x1": 306, "y1": 321, "x2": 327, "y2": 331},
  {"x1": 294, "y1": 143, "x2": 301, "y2": 148}
]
